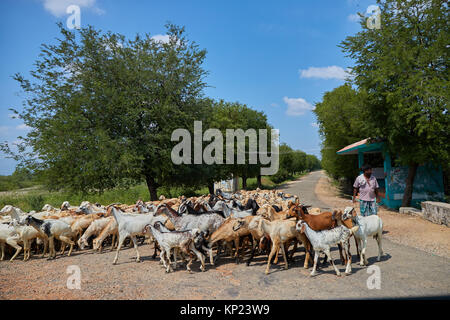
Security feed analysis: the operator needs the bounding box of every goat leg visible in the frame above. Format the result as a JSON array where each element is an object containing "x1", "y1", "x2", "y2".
[
  {"x1": 7, "y1": 237, "x2": 22, "y2": 262},
  {"x1": 246, "y1": 242, "x2": 257, "y2": 266},
  {"x1": 112, "y1": 235, "x2": 125, "y2": 265},
  {"x1": 337, "y1": 243, "x2": 346, "y2": 265},
  {"x1": 325, "y1": 249, "x2": 341, "y2": 276},
  {"x1": 310, "y1": 251, "x2": 320, "y2": 276},
  {"x1": 288, "y1": 240, "x2": 297, "y2": 262},
  {"x1": 280, "y1": 242, "x2": 289, "y2": 270},
  {"x1": 0, "y1": 242, "x2": 4, "y2": 260},
  {"x1": 131, "y1": 236, "x2": 141, "y2": 263},
  {"x1": 234, "y1": 238, "x2": 240, "y2": 264},
  {"x1": 265, "y1": 243, "x2": 278, "y2": 275}
]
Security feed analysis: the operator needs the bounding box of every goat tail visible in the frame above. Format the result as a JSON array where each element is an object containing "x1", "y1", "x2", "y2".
[{"x1": 349, "y1": 226, "x2": 359, "y2": 235}]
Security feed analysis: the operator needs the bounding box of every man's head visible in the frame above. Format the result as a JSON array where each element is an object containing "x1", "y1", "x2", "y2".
[{"x1": 361, "y1": 164, "x2": 372, "y2": 176}]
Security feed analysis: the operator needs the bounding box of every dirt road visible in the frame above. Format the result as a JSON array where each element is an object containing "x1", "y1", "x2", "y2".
[{"x1": 1, "y1": 171, "x2": 449, "y2": 299}]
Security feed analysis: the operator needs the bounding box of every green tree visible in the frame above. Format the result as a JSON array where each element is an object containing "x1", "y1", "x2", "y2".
[
  {"x1": 208, "y1": 100, "x2": 270, "y2": 190},
  {"x1": 340, "y1": 0, "x2": 449, "y2": 206},
  {"x1": 2, "y1": 23, "x2": 209, "y2": 200},
  {"x1": 292, "y1": 150, "x2": 307, "y2": 173},
  {"x1": 305, "y1": 154, "x2": 321, "y2": 171},
  {"x1": 314, "y1": 84, "x2": 367, "y2": 181}
]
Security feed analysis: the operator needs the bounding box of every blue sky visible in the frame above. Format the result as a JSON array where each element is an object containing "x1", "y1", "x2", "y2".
[{"x1": 0, "y1": 0, "x2": 374, "y2": 175}]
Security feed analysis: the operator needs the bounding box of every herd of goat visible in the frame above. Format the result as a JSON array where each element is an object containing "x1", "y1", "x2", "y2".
[{"x1": 0, "y1": 188, "x2": 384, "y2": 276}]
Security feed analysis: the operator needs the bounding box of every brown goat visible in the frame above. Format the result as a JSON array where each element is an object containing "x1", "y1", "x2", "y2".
[
  {"x1": 287, "y1": 204, "x2": 358, "y2": 265},
  {"x1": 207, "y1": 217, "x2": 251, "y2": 264}
]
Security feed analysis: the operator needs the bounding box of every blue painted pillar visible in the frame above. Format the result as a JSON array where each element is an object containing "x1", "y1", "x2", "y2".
[
  {"x1": 358, "y1": 151, "x2": 364, "y2": 172},
  {"x1": 383, "y1": 151, "x2": 392, "y2": 207}
]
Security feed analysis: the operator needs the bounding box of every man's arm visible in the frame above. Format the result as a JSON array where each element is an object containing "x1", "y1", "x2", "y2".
[
  {"x1": 353, "y1": 187, "x2": 358, "y2": 203},
  {"x1": 374, "y1": 178, "x2": 380, "y2": 203},
  {"x1": 374, "y1": 182, "x2": 380, "y2": 203}
]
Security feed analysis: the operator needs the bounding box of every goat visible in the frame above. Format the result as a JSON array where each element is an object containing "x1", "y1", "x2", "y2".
[
  {"x1": 296, "y1": 220, "x2": 358, "y2": 276},
  {"x1": 0, "y1": 223, "x2": 22, "y2": 261},
  {"x1": 341, "y1": 207, "x2": 384, "y2": 266},
  {"x1": 212, "y1": 201, "x2": 253, "y2": 218},
  {"x1": 110, "y1": 206, "x2": 167, "y2": 265},
  {"x1": 70, "y1": 213, "x2": 103, "y2": 242},
  {"x1": 24, "y1": 215, "x2": 75, "y2": 259},
  {"x1": 1, "y1": 205, "x2": 49, "y2": 260},
  {"x1": 77, "y1": 202, "x2": 106, "y2": 215},
  {"x1": 145, "y1": 221, "x2": 205, "y2": 273},
  {"x1": 258, "y1": 204, "x2": 289, "y2": 220},
  {"x1": 178, "y1": 201, "x2": 226, "y2": 218},
  {"x1": 248, "y1": 216, "x2": 312, "y2": 274},
  {"x1": 78, "y1": 217, "x2": 113, "y2": 250},
  {"x1": 156, "y1": 204, "x2": 224, "y2": 236},
  {"x1": 231, "y1": 215, "x2": 269, "y2": 266},
  {"x1": 216, "y1": 188, "x2": 232, "y2": 200},
  {"x1": 287, "y1": 204, "x2": 358, "y2": 265},
  {"x1": 204, "y1": 217, "x2": 250, "y2": 265},
  {"x1": 92, "y1": 218, "x2": 118, "y2": 253}
]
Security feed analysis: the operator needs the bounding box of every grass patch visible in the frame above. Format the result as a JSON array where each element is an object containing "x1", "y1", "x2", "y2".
[{"x1": 0, "y1": 183, "x2": 208, "y2": 212}]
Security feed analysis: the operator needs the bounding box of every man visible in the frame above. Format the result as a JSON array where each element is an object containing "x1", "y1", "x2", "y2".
[{"x1": 353, "y1": 164, "x2": 380, "y2": 216}]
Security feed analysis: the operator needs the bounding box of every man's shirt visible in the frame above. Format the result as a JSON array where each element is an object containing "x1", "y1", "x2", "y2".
[{"x1": 353, "y1": 174, "x2": 379, "y2": 202}]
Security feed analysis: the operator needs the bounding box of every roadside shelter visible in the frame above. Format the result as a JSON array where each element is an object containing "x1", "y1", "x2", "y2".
[{"x1": 337, "y1": 138, "x2": 444, "y2": 209}]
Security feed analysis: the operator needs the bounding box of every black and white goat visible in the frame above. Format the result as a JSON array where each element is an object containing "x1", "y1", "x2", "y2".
[
  {"x1": 156, "y1": 204, "x2": 225, "y2": 235},
  {"x1": 24, "y1": 215, "x2": 75, "y2": 260}
]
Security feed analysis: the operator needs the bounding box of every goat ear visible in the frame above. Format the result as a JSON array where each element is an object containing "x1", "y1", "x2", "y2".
[
  {"x1": 352, "y1": 209, "x2": 357, "y2": 217},
  {"x1": 301, "y1": 223, "x2": 306, "y2": 233}
]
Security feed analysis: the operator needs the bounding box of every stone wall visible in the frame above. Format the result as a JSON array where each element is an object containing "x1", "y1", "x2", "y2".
[{"x1": 421, "y1": 201, "x2": 450, "y2": 227}]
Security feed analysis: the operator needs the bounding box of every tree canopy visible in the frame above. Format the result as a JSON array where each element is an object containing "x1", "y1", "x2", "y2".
[
  {"x1": 2, "y1": 23, "x2": 320, "y2": 199},
  {"x1": 316, "y1": 0, "x2": 449, "y2": 205}
]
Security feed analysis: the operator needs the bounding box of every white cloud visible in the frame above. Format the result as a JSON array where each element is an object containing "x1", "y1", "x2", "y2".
[
  {"x1": 151, "y1": 34, "x2": 171, "y2": 43},
  {"x1": 299, "y1": 66, "x2": 351, "y2": 80},
  {"x1": 283, "y1": 97, "x2": 313, "y2": 116},
  {"x1": 16, "y1": 124, "x2": 30, "y2": 130},
  {"x1": 311, "y1": 122, "x2": 319, "y2": 128},
  {"x1": 348, "y1": 13, "x2": 361, "y2": 22},
  {"x1": 41, "y1": 0, "x2": 104, "y2": 17}
]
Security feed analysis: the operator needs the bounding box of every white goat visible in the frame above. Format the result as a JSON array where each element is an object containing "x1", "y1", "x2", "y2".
[
  {"x1": 342, "y1": 208, "x2": 384, "y2": 266},
  {"x1": 110, "y1": 206, "x2": 167, "y2": 265},
  {"x1": 1, "y1": 205, "x2": 48, "y2": 260},
  {"x1": 0, "y1": 223, "x2": 22, "y2": 261},
  {"x1": 296, "y1": 220, "x2": 358, "y2": 277},
  {"x1": 77, "y1": 202, "x2": 106, "y2": 215}
]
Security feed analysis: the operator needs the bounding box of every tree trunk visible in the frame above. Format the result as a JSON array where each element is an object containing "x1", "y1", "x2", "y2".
[
  {"x1": 208, "y1": 182, "x2": 215, "y2": 195},
  {"x1": 242, "y1": 175, "x2": 247, "y2": 190},
  {"x1": 257, "y1": 174, "x2": 262, "y2": 188},
  {"x1": 401, "y1": 162, "x2": 419, "y2": 207},
  {"x1": 145, "y1": 174, "x2": 159, "y2": 201}
]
